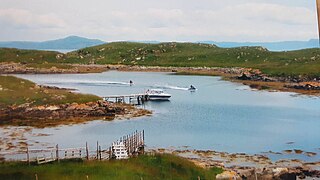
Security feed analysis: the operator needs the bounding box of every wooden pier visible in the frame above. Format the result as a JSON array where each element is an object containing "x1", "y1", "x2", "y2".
[{"x1": 103, "y1": 94, "x2": 148, "y2": 105}]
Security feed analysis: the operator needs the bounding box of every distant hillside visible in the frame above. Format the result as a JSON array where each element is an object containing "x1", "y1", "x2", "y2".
[
  {"x1": 64, "y1": 42, "x2": 320, "y2": 77},
  {"x1": 1, "y1": 42, "x2": 320, "y2": 77},
  {"x1": 198, "y1": 39, "x2": 319, "y2": 51},
  {"x1": 0, "y1": 36, "x2": 106, "y2": 50}
]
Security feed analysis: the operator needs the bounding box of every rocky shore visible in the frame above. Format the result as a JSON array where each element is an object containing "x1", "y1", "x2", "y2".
[
  {"x1": 1, "y1": 62, "x2": 320, "y2": 95},
  {"x1": 108, "y1": 65, "x2": 320, "y2": 95},
  {"x1": 0, "y1": 100, "x2": 151, "y2": 127},
  {"x1": 0, "y1": 62, "x2": 108, "y2": 74},
  {"x1": 148, "y1": 148, "x2": 320, "y2": 180}
]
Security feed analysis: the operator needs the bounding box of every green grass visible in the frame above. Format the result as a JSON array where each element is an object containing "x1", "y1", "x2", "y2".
[
  {"x1": 0, "y1": 75, "x2": 100, "y2": 108},
  {"x1": 64, "y1": 42, "x2": 320, "y2": 77},
  {"x1": 0, "y1": 48, "x2": 60, "y2": 64},
  {"x1": 0, "y1": 154, "x2": 223, "y2": 180},
  {"x1": 1, "y1": 43, "x2": 320, "y2": 77}
]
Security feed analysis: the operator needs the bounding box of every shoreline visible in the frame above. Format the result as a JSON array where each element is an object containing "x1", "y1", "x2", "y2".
[
  {"x1": 1, "y1": 62, "x2": 320, "y2": 95},
  {"x1": 0, "y1": 101, "x2": 151, "y2": 128},
  {"x1": 148, "y1": 148, "x2": 320, "y2": 179},
  {"x1": 0, "y1": 75, "x2": 151, "y2": 127},
  {"x1": 109, "y1": 64, "x2": 320, "y2": 96}
]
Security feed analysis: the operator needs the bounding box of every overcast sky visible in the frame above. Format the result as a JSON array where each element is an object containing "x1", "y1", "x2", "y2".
[{"x1": 0, "y1": 0, "x2": 317, "y2": 42}]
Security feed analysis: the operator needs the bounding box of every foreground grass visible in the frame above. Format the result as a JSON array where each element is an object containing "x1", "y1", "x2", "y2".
[
  {"x1": 0, "y1": 154, "x2": 223, "y2": 180},
  {"x1": 0, "y1": 75, "x2": 100, "y2": 108}
]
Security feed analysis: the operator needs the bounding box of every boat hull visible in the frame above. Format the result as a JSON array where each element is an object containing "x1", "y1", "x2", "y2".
[{"x1": 147, "y1": 95, "x2": 171, "y2": 101}]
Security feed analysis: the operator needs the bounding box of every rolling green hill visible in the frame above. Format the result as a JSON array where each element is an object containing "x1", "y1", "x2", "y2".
[
  {"x1": 0, "y1": 75, "x2": 100, "y2": 108},
  {"x1": 65, "y1": 42, "x2": 320, "y2": 77},
  {"x1": 1, "y1": 42, "x2": 320, "y2": 77}
]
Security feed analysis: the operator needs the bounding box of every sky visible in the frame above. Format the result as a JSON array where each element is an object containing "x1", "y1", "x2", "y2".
[{"x1": 0, "y1": 0, "x2": 318, "y2": 42}]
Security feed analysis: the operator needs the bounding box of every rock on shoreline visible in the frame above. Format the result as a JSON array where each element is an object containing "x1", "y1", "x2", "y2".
[
  {"x1": 148, "y1": 148, "x2": 320, "y2": 180},
  {"x1": 0, "y1": 100, "x2": 150, "y2": 127}
]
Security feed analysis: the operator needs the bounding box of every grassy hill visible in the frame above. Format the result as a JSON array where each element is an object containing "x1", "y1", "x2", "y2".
[
  {"x1": 199, "y1": 39, "x2": 319, "y2": 51},
  {"x1": 1, "y1": 42, "x2": 320, "y2": 77},
  {"x1": 0, "y1": 154, "x2": 222, "y2": 180},
  {"x1": 66, "y1": 42, "x2": 320, "y2": 77},
  {"x1": 0, "y1": 75, "x2": 100, "y2": 108}
]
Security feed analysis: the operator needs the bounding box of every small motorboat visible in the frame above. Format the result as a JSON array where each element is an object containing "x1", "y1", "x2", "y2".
[
  {"x1": 188, "y1": 85, "x2": 197, "y2": 91},
  {"x1": 145, "y1": 89, "x2": 171, "y2": 101}
]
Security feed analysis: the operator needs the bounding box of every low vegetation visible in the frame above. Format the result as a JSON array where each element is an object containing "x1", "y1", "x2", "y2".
[
  {"x1": 1, "y1": 42, "x2": 320, "y2": 77},
  {"x1": 0, "y1": 75, "x2": 100, "y2": 108},
  {"x1": 66, "y1": 42, "x2": 320, "y2": 77},
  {"x1": 0, "y1": 154, "x2": 223, "y2": 180}
]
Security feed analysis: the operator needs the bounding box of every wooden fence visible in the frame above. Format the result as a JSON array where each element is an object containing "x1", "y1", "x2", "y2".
[{"x1": 0, "y1": 130, "x2": 145, "y2": 164}]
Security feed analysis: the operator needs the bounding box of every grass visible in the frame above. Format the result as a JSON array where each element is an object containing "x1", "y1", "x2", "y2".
[
  {"x1": 0, "y1": 75, "x2": 100, "y2": 108},
  {"x1": 1, "y1": 43, "x2": 320, "y2": 77},
  {"x1": 0, "y1": 48, "x2": 60, "y2": 64},
  {"x1": 65, "y1": 42, "x2": 320, "y2": 77},
  {"x1": 0, "y1": 154, "x2": 223, "y2": 180}
]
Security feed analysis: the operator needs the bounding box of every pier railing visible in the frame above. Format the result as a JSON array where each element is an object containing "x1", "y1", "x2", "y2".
[{"x1": 103, "y1": 94, "x2": 147, "y2": 105}]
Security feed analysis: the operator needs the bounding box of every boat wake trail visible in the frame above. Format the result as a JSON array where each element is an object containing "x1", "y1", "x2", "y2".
[
  {"x1": 152, "y1": 84, "x2": 189, "y2": 91},
  {"x1": 48, "y1": 80, "x2": 130, "y2": 86}
]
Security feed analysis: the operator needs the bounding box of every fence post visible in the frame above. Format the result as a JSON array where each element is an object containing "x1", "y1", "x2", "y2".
[
  {"x1": 99, "y1": 146, "x2": 102, "y2": 160},
  {"x1": 96, "y1": 141, "x2": 99, "y2": 159},
  {"x1": 86, "y1": 142, "x2": 89, "y2": 160},
  {"x1": 56, "y1": 144, "x2": 60, "y2": 163},
  {"x1": 109, "y1": 146, "x2": 112, "y2": 159},
  {"x1": 27, "y1": 146, "x2": 30, "y2": 165},
  {"x1": 142, "y1": 130, "x2": 144, "y2": 145}
]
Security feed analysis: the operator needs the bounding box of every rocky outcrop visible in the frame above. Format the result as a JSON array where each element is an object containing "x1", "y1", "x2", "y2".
[
  {"x1": 237, "y1": 71, "x2": 277, "y2": 82},
  {"x1": 216, "y1": 171, "x2": 241, "y2": 180},
  {"x1": 0, "y1": 100, "x2": 123, "y2": 123},
  {"x1": 285, "y1": 82, "x2": 320, "y2": 91},
  {"x1": 232, "y1": 166, "x2": 320, "y2": 180}
]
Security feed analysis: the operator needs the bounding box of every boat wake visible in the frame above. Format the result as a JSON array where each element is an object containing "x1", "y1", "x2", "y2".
[
  {"x1": 152, "y1": 84, "x2": 189, "y2": 91},
  {"x1": 47, "y1": 80, "x2": 130, "y2": 86}
]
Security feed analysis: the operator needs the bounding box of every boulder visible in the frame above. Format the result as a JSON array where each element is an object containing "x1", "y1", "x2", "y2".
[
  {"x1": 216, "y1": 171, "x2": 241, "y2": 180},
  {"x1": 238, "y1": 73, "x2": 251, "y2": 80}
]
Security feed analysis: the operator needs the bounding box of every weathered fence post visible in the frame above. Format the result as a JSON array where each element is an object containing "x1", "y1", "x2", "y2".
[
  {"x1": 96, "y1": 141, "x2": 99, "y2": 159},
  {"x1": 99, "y1": 146, "x2": 102, "y2": 160},
  {"x1": 109, "y1": 146, "x2": 112, "y2": 159},
  {"x1": 56, "y1": 144, "x2": 60, "y2": 163},
  {"x1": 86, "y1": 142, "x2": 89, "y2": 160},
  {"x1": 27, "y1": 146, "x2": 30, "y2": 165}
]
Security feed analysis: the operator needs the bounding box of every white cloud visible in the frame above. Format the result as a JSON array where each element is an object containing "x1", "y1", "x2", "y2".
[
  {"x1": 0, "y1": 1, "x2": 317, "y2": 42},
  {"x1": 0, "y1": 9, "x2": 66, "y2": 29}
]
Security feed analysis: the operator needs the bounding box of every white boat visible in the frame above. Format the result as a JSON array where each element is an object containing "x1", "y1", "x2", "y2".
[{"x1": 145, "y1": 89, "x2": 171, "y2": 101}]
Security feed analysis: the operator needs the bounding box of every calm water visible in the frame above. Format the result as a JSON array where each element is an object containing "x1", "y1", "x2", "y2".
[{"x1": 16, "y1": 71, "x2": 320, "y2": 161}]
